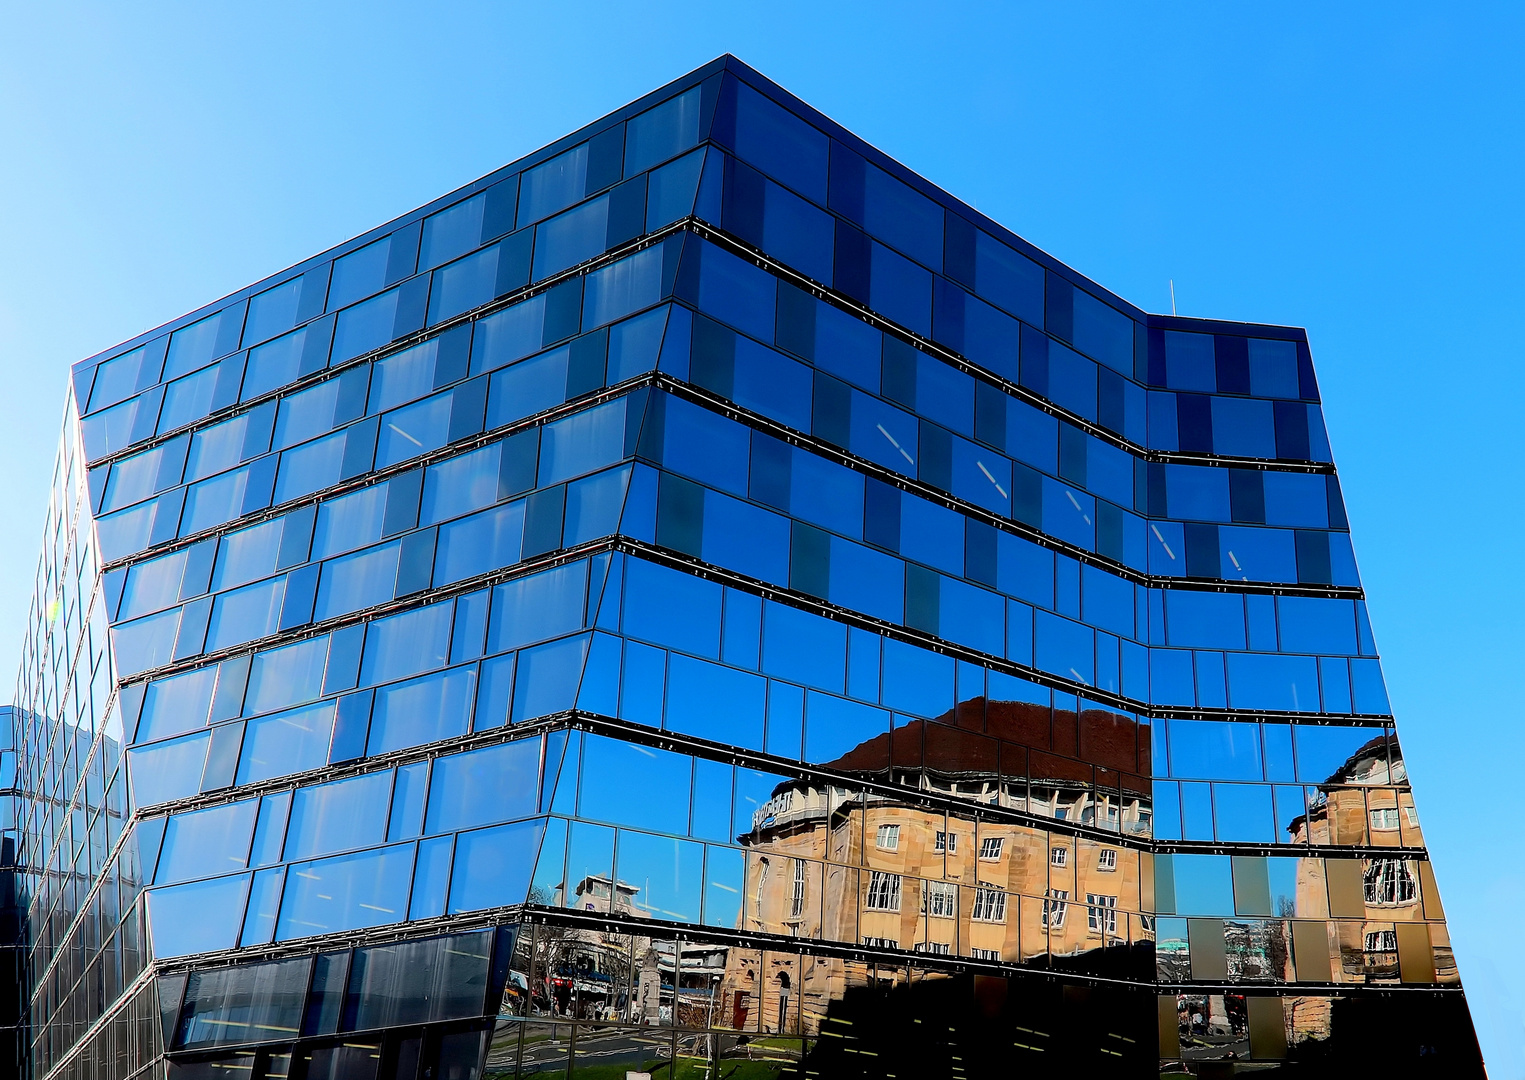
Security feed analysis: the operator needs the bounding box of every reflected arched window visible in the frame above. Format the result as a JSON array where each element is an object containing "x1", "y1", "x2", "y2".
[{"x1": 1363, "y1": 859, "x2": 1417, "y2": 906}]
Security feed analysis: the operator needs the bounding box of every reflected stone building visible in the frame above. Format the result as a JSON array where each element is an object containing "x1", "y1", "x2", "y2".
[{"x1": 4, "y1": 56, "x2": 1484, "y2": 1078}]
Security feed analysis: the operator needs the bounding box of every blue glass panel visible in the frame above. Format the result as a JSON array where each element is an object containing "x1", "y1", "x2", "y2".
[
  {"x1": 329, "y1": 237, "x2": 389, "y2": 310},
  {"x1": 1034, "y1": 611, "x2": 1094, "y2": 686},
  {"x1": 1164, "y1": 332, "x2": 1215, "y2": 392},
  {"x1": 732, "y1": 82, "x2": 828, "y2": 202},
  {"x1": 898, "y1": 497, "x2": 963, "y2": 576},
  {"x1": 1080, "y1": 565, "x2": 1132, "y2": 638},
  {"x1": 565, "y1": 466, "x2": 630, "y2": 547},
  {"x1": 951, "y1": 436, "x2": 1011, "y2": 515},
  {"x1": 869, "y1": 243, "x2": 930, "y2": 338},
  {"x1": 485, "y1": 346, "x2": 568, "y2": 428},
  {"x1": 490, "y1": 562, "x2": 588, "y2": 653},
  {"x1": 1071, "y1": 291, "x2": 1132, "y2": 374},
  {"x1": 1218, "y1": 526, "x2": 1296, "y2": 583},
  {"x1": 421, "y1": 193, "x2": 485, "y2": 271},
  {"x1": 1042, "y1": 479, "x2": 1095, "y2": 550},
  {"x1": 880, "y1": 639, "x2": 953, "y2": 718},
  {"x1": 761, "y1": 602, "x2": 845, "y2": 692},
  {"x1": 420, "y1": 443, "x2": 502, "y2": 526},
  {"x1": 358, "y1": 600, "x2": 453, "y2": 686},
  {"x1": 584, "y1": 244, "x2": 665, "y2": 329},
  {"x1": 246, "y1": 636, "x2": 329, "y2": 716},
  {"x1": 1295, "y1": 724, "x2": 1384, "y2": 783},
  {"x1": 511, "y1": 635, "x2": 589, "y2": 721},
  {"x1": 314, "y1": 542, "x2": 399, "y2": 622},
  {"x1": 1226, "y1": 653, "x2": 1320, "y2": 712},
  {"x1": 607, "y1": 306, "x2": 669, "y2": 383},
  {"x1": 1351, "y1": 659, "x2": 1390, "y2": 714},
  {"x1": 734, "y1": 338, "x2": 812, "y2": 431},
  {"x1": 1170, "y1": 854, "x2": 1234, "y2": 915},
  {"x1": 863, "y1": 163, "x2": 942, "y2": 270},
  {"x1": 369, "y1": 339, "x2": 438, "y2": 413},
  {"x1": 1165, "y1": 591, "x2": 1245, "y2": 650},
  {"x1": 698, "y1": 241, "x2": 776, "y2": 342},
  {"x1": 579, "y1": 734, "x2": 692, "y2": 834},
  {"x1": 158, "y1": 366, "x2": 219, "y2": 433},
  {"x1": 206, "y1": 578, "x2": 285, "y2": 653},
  {"x1": 212, "y1": 518, "x2": 283, "y2": 591},
  {"x1": 664, "y1": 653, "x2": 766, "y2": 750},
  {"x1": 696, "y1": 489, "x2": 788, "y2": 587},
  {"x1": 138, "y1": 666, "x2": 218, "y2": 744},
  {"x1": 236, "y1": 702, "x2": 336, "y2": 785},
  {"x1": 814, "y1": 303, "x2": 880, "y2": 390},
  {"x1": 849, "y1": 391, "x2": 918, "y2": 475},
  {"x1": 763, "y1": 179, "x2": 834, "y2": 283},
  {"x1": 120, "y1": 549, "x2": 188, "y2": 620},
  {"x1": 532, "y1": 195, "x2": 609, "y2": 280},
  {"x1": 333, "y1": 288, "x2": 401, "y2": 363},
  {"x1": 427, "y1": 738, "x2": 541, "y2": 834},
  {"x1": 663, "y1": 396, "x2": 749, "y2": 495},
  {"x1": 275, "y1": 431, "x2": 346, "y2": 503},
  {"x1": 1211, "y1": 398, "x2": 1276, "y2": 459},
  {"x1": 240, "y1": 331, "x2": 303, "y2": 402},
  {"x1": 157, "y1": 800, "x2": 257, "y2": 884},
  {"x1": 974, "y1": 231, "x2": 1043, "y2": 325},
  {"x1": 312, "y1": 485, "x2": 386, "y2": 560},
  {"x1": 791, "y1": 451, "x2": 862, "y2": 538},
  {"x1": 472, "y1": 294, "x2": 547, "y2": 376},
  {"x1": 148, "y1": 875, "x2": 250, "y2": 958},
  {"x1": 367, "y1": 667, "x2": 476, "y2": 755},
  {"x1": 285, "y1": 772, "x2": 392, "y2": 860},
  {"x1": 827, "y1": 536, "x2": 904, "y2": 624},
  {"x1": 627, "y1": 88, "x2": 702, "y2": 175},
  {"x1": 376, "y1": 392, "x2": 452, "y2": 468},
  {"x1": 1277, "y1": 596, "x2": 1356, "y2": 655},
  {"x1": 181, "y1": 466, "x2": 253, "y2": 536},
  {"x1": 1165, "y1": 465, "x2": 1230, "y2": 521},
  {"x1": 409, "y1": 836, "x2": 454, "y2": 920},
  {"x1": 539, "y1": 398, "x2": 627, "y2": 486},
  {"x1": 518, "y1": 144, "x2": 588, "y2": 228},
  {"x1": 277, "y1": 845, "x2": 413, "y2": 939},
  {"x1": 938, "y1": 576, "x2": 1003, "y2": 655},
  {"x1": 622, "y1": 559, "x2": 721, "y2": 658},
  {"x1": 1262, "y1": 472, "x2": 1328, "y2": 528},
  {"x1": 804, "y1": 691, "x2": 889, "y2": 764},
  {"x1": 1249, "y1": 339, "x2": 1300, "y2": 398},
  {"x1": 616, "y1": 830, "x2": 703, "y2": 923},
  {"x1": 435, "y1": 499, "x2": 523, "y2": 584},
  {"x1": 448, "y1": 820, "x2": 544, "y2": 913}
]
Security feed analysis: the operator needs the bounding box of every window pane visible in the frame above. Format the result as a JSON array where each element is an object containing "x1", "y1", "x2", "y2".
[
  {"x1": 157, "y1": 800, "x2": 258, "y2": 884},
  {"x1": 246, "y1": 636, "x2": 330, "y2": 716},
  {"x1": 286, "y1": 772, "x2": 392, "y2": 861},
  {"x1": 236, "y1": 703, "x2": 337, "y2": 785},
  {"x1": 367, "y1": 667, "x2": 477, "y2": 755},
  {"x1": 276, "y1": 845, "x2": 413, "y2": 940},
  {"x1": 148, "y1": 875, "x2": 250, "y2": 958}
]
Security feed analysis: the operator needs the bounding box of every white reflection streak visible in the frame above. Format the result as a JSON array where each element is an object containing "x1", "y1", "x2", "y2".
[
  {"x1": 388, "y1": 423, "x2": 422, "y2": 447},
  {"x1": 1064, "y1": 488, "x2": 1092, "y2": 525},
  {"x1": 1227, "y1": 549, "x2": 1248, "y2": 581},
  {"x1": 1150, "y1": 524, "x2": 1176, "y2": 560},
  {"x1": 876, "y1": 423, "x2": 916, "y2": 466},
  {"x1": 976, "y1": 460, "x2": 1009, "y2": 499}
]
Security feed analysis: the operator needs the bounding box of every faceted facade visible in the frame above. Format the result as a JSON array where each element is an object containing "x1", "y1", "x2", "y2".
[{"x1": 6, "y1": 55, "x2": 1486, "y2": 1078}]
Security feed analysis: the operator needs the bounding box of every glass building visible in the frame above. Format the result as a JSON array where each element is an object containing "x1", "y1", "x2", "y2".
[{"x1": 5, "y1": 55, "x2": 1486, "y2": 1078}]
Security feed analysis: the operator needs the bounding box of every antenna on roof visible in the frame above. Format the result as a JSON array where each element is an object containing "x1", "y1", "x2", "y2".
[{"x1": 1169, "y1": 279, "x2": 1177, "y2": 317}]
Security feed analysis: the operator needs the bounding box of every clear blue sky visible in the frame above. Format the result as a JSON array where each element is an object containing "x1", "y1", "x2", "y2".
[{"x1": 3, "y1": 2, "x2": 1521, "y2": 1070}]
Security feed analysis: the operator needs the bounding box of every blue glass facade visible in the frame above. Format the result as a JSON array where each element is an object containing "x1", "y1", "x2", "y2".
[{"x1": 6, "y1": 56, "x2": 1484, "y2": 1078}]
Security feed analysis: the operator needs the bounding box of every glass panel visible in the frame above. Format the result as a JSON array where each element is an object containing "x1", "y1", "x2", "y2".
[
  {"x1": 285, "y1": 771, "x2": 393, "y2": 860},
  {"x1": 157, "y1": 799, "x2": 258, "y2": 884},
  {"x1": 276, "y1": 845, "x2": 414, "y2": 939}
]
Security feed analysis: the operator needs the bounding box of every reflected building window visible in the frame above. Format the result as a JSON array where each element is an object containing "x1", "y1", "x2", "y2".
[
  {"x1": 874, "y1": 823, "x2": 900, "y2": 851},
  {"x1": 865, "y1": 871, "x2": 902, "y2": 911},
  {"x1": 1042, "y1": 889, "x2": 1069, "y2": 927},
  {"x1": 978, "y1": 836, "x2": 1004, "y2": 861},
  {"x1": 1363, "y1": 859, "x2": 1418, "y2": 906}
]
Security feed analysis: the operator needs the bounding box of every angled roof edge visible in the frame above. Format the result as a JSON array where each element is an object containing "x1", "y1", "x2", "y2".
[{"x1": 75, "y1": 52, "x2": 1307, "y2": 378}]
